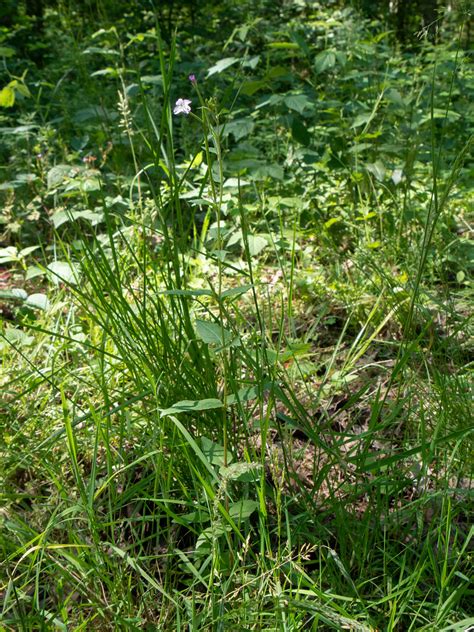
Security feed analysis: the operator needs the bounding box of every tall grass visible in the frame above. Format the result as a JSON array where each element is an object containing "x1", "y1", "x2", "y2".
[{"x1": 1, "y1": 19, "x2": 472, "y2": 632}]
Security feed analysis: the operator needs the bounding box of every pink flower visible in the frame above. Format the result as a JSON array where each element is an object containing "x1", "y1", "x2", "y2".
[
  {"x1": 173, "y1": 98, "x2": 192, "y2": 116},
  {"x1": 189, "y1": 74, "x2": 196, "y2": 84}
]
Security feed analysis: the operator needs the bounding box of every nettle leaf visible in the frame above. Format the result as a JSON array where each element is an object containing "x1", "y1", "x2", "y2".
[
  {"x1": 201, "y1": 436, "x2": 232, "y2": 467},
  {"x1": 0, "y1": 246, "x2": 18, "y2": 264},
  {"x1": 221, "y1": 462, "x2": 262, "y2": 483},
  {"x1": 247, "y1": 235, "x2": 268, "y2": 257},
  {"x1": 195, "y1": 319, "x2": 237, "y2": 348},
  {"x1": 366, "y1": 160, "x2": 386, "y2": 182},
  {"x1": 0, "y1": 328, "x2": 34, "y2": 351},
  {"x1": 291, "y1": 116, "x2": 311, "y2": 146},
  {"x1": 314, "y1": 50, "x2": 336, "y2": 73},
  {"x1": 52, "y1": 209, "x2": 104, "y2": 228},
  {"x1": 25, "y1": 293, "x2": 50, "y2": 310},
  {"x1": 206, "y1": 57, "x2": 240, "y2": 77},
  {"x1": 160, "y1": 398, "x2": 223, "y2": 417},
  {"x1": 47, "y1": 261, "x2": 79, "y2": 285},
  {"x1": 225, "y1": 118, "x2": 255, "y2": 141},
  {"x1": 228, "y1": 500, "x2": 259, "y2": 521},
  {"x1": 47, "y1": 165, "x2": 73, "y2": 189},
  {"x1": 284, "y1": 94, "x2": 313, "y2": 114}
]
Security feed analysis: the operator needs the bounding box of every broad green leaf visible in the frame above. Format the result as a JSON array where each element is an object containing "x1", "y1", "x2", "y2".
[
  {"x1": 225, "y1": 118, "x2": 255, "y2": 141},
  {"x1": 25, "y1": 293, "x2": 50, "y2": 310},
  {"x1": 47, "y1": 165, "x2": 73, "y2": 189},
  {"x1": 220, "y1": 284, "x2": 253, "y2": 299},
  {"x1": 0, "y1": 47, "x2": 15, "y2": 58},
  {"x1": 0, "y1": 86, "x2": 15, "y2": 107},
  {"x1": 195, "y1": 319, "x2": 235, "y2": 347},
  {"x1": 324, "y1": 217, "x2": 342, "y2": 229},
  {"x1": 26, "y1": 265, "x2": 44, "y2": 281},
  {"x1": 366, "y1": 161, "x2": 386, "y2": 182},
  {"x1": 247, "y1": 234, "x2": 268, "y2": 256},
  {"x1": 200, "y1": 436, "x2": 232, "y2": 467},
  {"x1": 284, "y1": 94, "x2": 312, "y2": 114},
  {"x1": 47, "y1": 261, "x2": 79, "y2": 285},
  {"x1": 0, "y1": 246, "x2": 18, "y2": 264},
  {"x1": 0, "y1": 328, "x2": 34, "y2": 351},
  {"x1": 314, "y1": 50, "x2": 336, "y2": 73},
  {"x1": 221, "y1": 462, "x2": 262, "y2": 483},
  {"x1": 0, "y1": 288, "x2": 27, "y2": 301},
  {"x1": 228, "y1": 500, "x2": 259, "y2": 521},
  {"x1": 160, "y1": 398, "x2": 223, "y2": 417},
  {"x1": 206, "y1": 57, "x2": 239, "y2": 77},
  {"x1": 52, "y1": 209, "x2": 104, "y2": 228}
]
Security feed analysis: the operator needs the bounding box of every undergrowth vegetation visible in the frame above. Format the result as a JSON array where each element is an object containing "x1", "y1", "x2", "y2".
[{"x1": 0, "y1": 1, "x2": 473, "y2": 630}]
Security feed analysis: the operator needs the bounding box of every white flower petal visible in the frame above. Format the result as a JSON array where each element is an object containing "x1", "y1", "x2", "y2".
[{"x1": 173, "y1": 98, "x2": 192, "y2": 115}]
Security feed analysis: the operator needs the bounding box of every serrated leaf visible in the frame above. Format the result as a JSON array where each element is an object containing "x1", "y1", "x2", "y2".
[
  {"x1": 228, "y1": 500, "x2": 259, "y2": 521},
  {"x1": 200, "y1": 436, "x2": 232, "y2": 467},
  {"x1": 221, "y1": 462, "x2": 262, "y2": 482},
  {"x1": 0, "y1": 328, "x2": 34, "y2": 351},
  {"x1": 160, "y1": 398, "x2": 223, "y2": 417},
  {"x1": 247, "y1": 235, "x2": 267, "y2": 256},
  {"x1": 195, "y1": 319, "x2": 235, "y2": 347},
  {"x1": 225, "y1": 118, "x2": 255, "y2": 141},
  {"x1": 47, "y1": 165, "x2": 73, "y2": 189},
  {"x1": 206, "y1": 57, "x2": 239, "y2": 77},
  {"x1": 314, "y1": 50, "x2": 336, "y2": 73},
  {"x1": 52, "y1": 209, "x2": 104, "y2": 228},
  {"x1": 284, "y1": 94, "x2": 312, "y2": 114}
]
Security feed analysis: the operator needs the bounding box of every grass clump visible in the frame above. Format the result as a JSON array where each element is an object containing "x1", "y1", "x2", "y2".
[{"x1": 1, "y1": 1, "x2": 473, "y2": 630}]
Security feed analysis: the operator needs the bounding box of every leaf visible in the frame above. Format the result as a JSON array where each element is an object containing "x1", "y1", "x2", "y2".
[
  {"x1": 267, "y1": 42, "x2": 299, "y2": 50},
  {"x1": 25, "y1": 293, "x2": 50, "y2": 310},
  {"x1": 225, "y1": 118, "x2": 255, "y2": 141},
  {"x1": 47, "y1": 165, "x2": 73, "y2": 189},
  {"x1": 200, "y1": 436, "x2": 232, "y2": 467},
  {"x1": 0, "y1": 47, "x2": 15, "y2": 58},
  {"x1": 366, "y1": 161, "x2": 386, "y2": 182},
  {"x1": 247, "y1": 235, "x2": 268, "y2": 256},
  {"x1": 26, "y1": 265, "x2": 44, "y2": 281},
  {"x1": 0, "y1": 246, "x2": 18, "y2": 264},
  {"x1": 314, "y1": 50, "x2": 336, "y2": 73},
  {"x1": 0, "y1": 328, "x2": 34, "y2": 351},
  {"x1": 221, "y1": 462, "x2": 262, "y2": 483},
  {"x1": 160, "y1": 398, "x2": 223, "y2": 417},
  {"x1": 291, "y1": 116, "x2": 311, "y2": 146},
  {"x1": 351, "y1": 113, "x2": 371, "y2": 128},
  {"x1": 0, "y1": 288, "x2": 27, "y2": 301},
  {"x1": 228, "y1": 500, "x2": 259, "y2": 521},
  {"x1": 324, "y1": 217, "x2": 342, "y2": 229},
  {"x1": 206, "y1": 57, "x2": 239, "y2": 77},
  {"x1": 284, "y1": 94, "x2": 312, "y2": 114},
  {"x1": 51, "y1": 209, "x2": 104, "y2": 228},
  {"x1": 47, "y1": 261, "x2": 79, "y2": 285},
  {"x1": 195, "y1": 319, "x2": 235, "y2": 347},
  {"x1": 226, "y1": 384, "x2": 263, "y2": 406},
  {"x1": 0, "y1": 86, "x2": 15, "y2": 108},
  {"x1": 219, "y1": 284, "x2": 253, "y2": 299}
]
